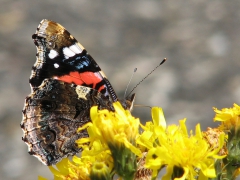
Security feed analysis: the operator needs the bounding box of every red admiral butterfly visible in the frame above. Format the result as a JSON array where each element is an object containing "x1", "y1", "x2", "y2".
[{"x1": 21, "y1": 19, "x2": 135, "y2": 165}]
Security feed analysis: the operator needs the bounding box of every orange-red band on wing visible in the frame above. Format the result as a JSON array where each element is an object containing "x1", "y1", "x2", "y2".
[{"x1": 57, "y1": 71, "x2": 105, "y2": 92}]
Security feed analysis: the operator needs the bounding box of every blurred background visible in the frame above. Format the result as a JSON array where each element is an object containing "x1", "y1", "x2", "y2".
[{"x1": 0, "y1": 0, "x2": 240, "y2": 179}]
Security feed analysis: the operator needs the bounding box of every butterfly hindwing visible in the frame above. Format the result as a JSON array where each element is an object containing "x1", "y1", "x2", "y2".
[{"x1": 21, "y1": 79, "x2": 114, "y2": 165}]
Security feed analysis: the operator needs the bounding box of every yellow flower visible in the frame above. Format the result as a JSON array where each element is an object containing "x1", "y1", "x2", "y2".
[
  {"x1": 48, "y1": 143, "x2": 112, "y2": 180},
  {"x1": 214, "y1": 104, "x2": 240, "y2": 179},
  {"x1": 90, "y1": 162, "x2": 111, "y2": 180},
  {"x1": 75, "y1": 140, "x2": 114, "y2": 173},
  {"x1": 140, "y1": 108, "x2": 225, "y2": 179},
  {"x1": 89, "y1": 101, "x2": 141, "y2": 179},
  {"x1": 77, "y1": 101, "x2": 141, "y2": 179},
  {"x1": 84, "y1": 101, "x2": 141, "y2": 156},
  {"x1": 48, "y1": 158, "x2": 90, "y2": 180},
  {"x1": 213, "y1": 103, "x2": 240, "y2": 131},
  {"x1": 136, "y1": 107, "x2": 166, "y2": 150}
]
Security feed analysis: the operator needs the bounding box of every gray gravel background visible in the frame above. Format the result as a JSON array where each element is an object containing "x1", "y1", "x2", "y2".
[{"x1": 1, "y1": 0, "x2": 240, "y2": 179}]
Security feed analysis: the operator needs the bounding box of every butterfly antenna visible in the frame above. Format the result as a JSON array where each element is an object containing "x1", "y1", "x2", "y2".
[
  {"x1": 127, "y1": 58, "x2": 167, "y2": 97},
  {"x1": 124, "y1": 68, "x2": 137, "y2": 100}
]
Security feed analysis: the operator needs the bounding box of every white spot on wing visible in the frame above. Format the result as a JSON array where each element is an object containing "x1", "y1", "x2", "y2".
[
  {"x1": 63, "y1": 47, "x2": 75, "y2": 57},
  {"x1": 69, "y1": 43, "x2": 83, "y2": 54},
  {"x1": 54, "y1": 63, "x2": 59, "y2": 68},
  {"x1": 48, "y1": 50, "x2": 58, "y2": 59}
]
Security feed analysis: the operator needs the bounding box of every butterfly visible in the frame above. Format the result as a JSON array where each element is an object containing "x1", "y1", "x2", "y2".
[{"x1": 21, "y1": 19, "x2": 135, "y2": 165}]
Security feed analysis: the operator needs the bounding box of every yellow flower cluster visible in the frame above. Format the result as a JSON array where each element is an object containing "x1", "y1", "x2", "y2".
[
  {"x1": 78, "y1": 101, "x2": 141, "y2": 156},
  {"x1": 213, "y1": 104, "x2": 240, "y2": 179},
  {"x1": 214, "y1": 103, "x2": 240, "y2": 131},
  {"x1": 137, "y1": 107, "x2": 225, "y2": 180},
  {"x1": 40, "y1": 102, "x2": 232, "y2": 180}
]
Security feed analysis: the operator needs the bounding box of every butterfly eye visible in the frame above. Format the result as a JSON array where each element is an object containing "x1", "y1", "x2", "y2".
[{"x1": 40, "y1": 100, "x2": 56, "y2": 111}]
